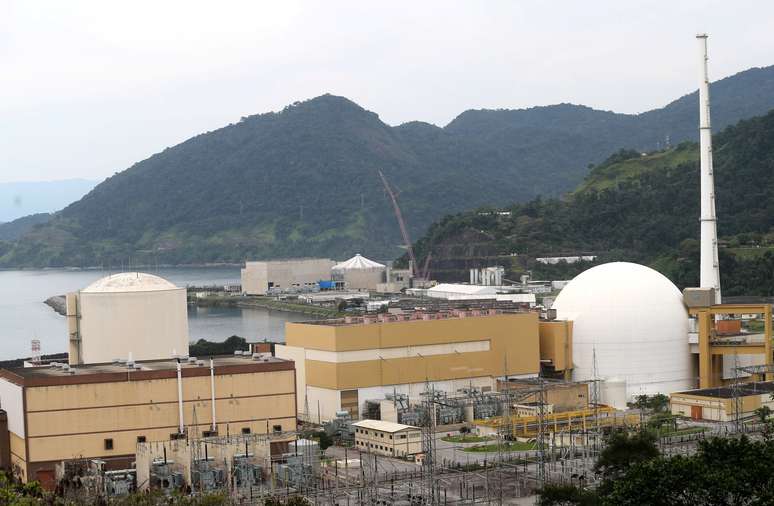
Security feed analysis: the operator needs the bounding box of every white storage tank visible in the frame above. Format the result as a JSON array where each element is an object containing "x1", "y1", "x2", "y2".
[
  {"x1": 67, "y1": 272, "x2": 189, "y2": 365},
  {"x1": 553, "y1": 262, "x2": 691, "y2": 401},
  {"x1": 332, "y1": 254, "x2": 386, "y2": 291},
  {"x1": 600, "y1": 377, "x2": 628, "y2": 410}
]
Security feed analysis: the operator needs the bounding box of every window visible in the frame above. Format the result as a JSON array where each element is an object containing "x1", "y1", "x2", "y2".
[
  {"x1": 242, "y1": 427, "x2": 251, "y2": 435},
  {"x1": 272, "y1": 424, "x2": 282, "y2": 433},
  {"x1": 137, "y1": 436, "x2": 146, "y2": 444},
  {"x1": 104, "y1": 438, "x2": 114, "y2": 450}
]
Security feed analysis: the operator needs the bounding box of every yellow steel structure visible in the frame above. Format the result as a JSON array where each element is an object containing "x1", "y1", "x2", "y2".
[
  {"x1": 475, "y1": 406, "x2": 639, "y2": 438},
  {"x1": 689, "y1": 304, "x2": 773, "y2": 388}
]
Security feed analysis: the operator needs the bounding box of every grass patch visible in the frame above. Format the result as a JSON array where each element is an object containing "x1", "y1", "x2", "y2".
[
  {"x1": 657, "y1": 427, "x2": 707, "y2": 437},
  {"x1": 442, "y1": 435, "x2": 493, "y2": 443},
  {"x1": 463, "y1": 441, "x2": 538, "y2": 453}
]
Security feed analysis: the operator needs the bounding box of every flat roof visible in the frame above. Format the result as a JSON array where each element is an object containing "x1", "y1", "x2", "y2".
[
  {"x1": 673, "y1": 381, "x2": 774, "y2": 399},
  {"x1": 0, "y1": 355, "x2": 293, "y2": 388},
  {"x1": 299, "y1": 309, "x2": 529, "y2": 327},
  {"x1": 352, "y1": 419, "x2": 419, "y2": 433}
]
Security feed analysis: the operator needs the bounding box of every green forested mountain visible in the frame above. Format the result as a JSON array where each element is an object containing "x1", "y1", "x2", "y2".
[
  {"x1": 409, "y1": 109, "x2": 774, "y2": 296},
  {"x1": 3, "y1": 64, "x2": 774, "y2": 268},
  {"x1": 0, "y1": 213, "x2": 52, "y2": 241}
]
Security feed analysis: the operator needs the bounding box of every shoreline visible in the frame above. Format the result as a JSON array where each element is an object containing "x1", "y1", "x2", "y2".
[{"x1": 194, "y1": 295, "x2": 339, "y2": 318}]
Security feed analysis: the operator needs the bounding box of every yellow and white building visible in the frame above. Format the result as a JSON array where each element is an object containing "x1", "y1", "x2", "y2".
[
  {"x1": 276, "y1": 310, "x2": 568, "y2": 422},
  {"x1": 670, "y1": 381, "x2": 774, "y2": 421},
  {"x1": 352, "y1": 420, "x2": 421, "y2": 457},
  {"x1": 0, "y1": 355, "x2": 296, "y2": 488}
]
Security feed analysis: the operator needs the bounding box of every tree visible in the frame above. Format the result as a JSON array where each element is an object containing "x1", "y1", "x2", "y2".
[
  {"x1": 316, "y1": 431, "x2": 333, "y2": 451},
  {"x1": 602, "y1": 436, "x2": 774, "y2": 505},
  {"x1": 648, "y1": 394, "x2": 669, "y2": 413},
  {"x1": 537, "y1": 484, "x2": 598, "y2": 506},
  {"x1": 594, "y1": 431, "x2": 659, "y2": 479},
  {"x1": 754, "y1": 405, "x2": 772, "y2": 422}
]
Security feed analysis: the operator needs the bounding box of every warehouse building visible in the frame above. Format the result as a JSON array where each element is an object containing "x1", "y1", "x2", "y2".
[
  {"x1": 276, "y1": 310, "x2": 571, "y2": 422},
  {"x1": 0, "y1": 355, "x2": 296, "y2": 488},
  {"x1": 241, "y1": 258, "x2": 335, "y2": 295},
  {"x1": 352, "y1": 420, "x2": 421, "y2": 458},
  {"x1": 670, "y1": 381, "x2": 774, "y2": 421}
]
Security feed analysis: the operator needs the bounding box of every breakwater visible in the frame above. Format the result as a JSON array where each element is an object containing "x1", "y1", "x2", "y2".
[{"x1": 45, "y1": 295, "x2": 67, "y2": 316}]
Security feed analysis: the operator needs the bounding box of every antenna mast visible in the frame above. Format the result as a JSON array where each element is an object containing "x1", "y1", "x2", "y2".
[{"x1": 697, "y1": 33, "x2": 722, "y2": 303}]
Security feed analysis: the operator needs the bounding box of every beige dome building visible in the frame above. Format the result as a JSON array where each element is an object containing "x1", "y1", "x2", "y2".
[
  {"x1": 66, "y1": 272, "x2": 189, "y2": 365},
  {"x1": 332, "y1": 254, "x2": 386, "y2": 291}
]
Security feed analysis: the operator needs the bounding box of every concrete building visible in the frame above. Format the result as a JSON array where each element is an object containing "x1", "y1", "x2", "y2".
[
  {"x1": 0, "y1": 355, "x2": 296, "y2": 488},
  {"x1": 241, "y1": 258, "x2": 335, "y2": 295},
  {"x1": 498, "y1": 379, "x2": 588, "y2": 413},
  {"x1": 332, "y1": 254, "x2": 386, "y2": 291},
  {"x1": 276, "y1": 310, "x2": 571, "y2": 422},
  {"x1": 352, "y1": 420, "x2": 421, "y2": 458},
  {"x1": 670, "y1": 382, "x2": 774, "y2": 421},
  {"x1": 376, "y1": 268, "x2": 411, "y2": 293},
  {"x1": 553, "y1": 262, "x2": 692, "y2": 400},
  {"x1": 66, "y1": 273, "x2": 189, "y2": 365}
]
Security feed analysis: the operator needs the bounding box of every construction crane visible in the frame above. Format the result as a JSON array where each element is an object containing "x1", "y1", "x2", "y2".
[{"x1": 378, "y1": 170, "x2": 422, "y2": 279}]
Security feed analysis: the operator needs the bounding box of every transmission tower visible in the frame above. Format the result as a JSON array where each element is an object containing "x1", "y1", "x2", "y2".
[
  {"x1": 591, "y1": 347, "x2": 601, "y2": 450},
  {"x1": 536, "y1": 378, "x2": 547, "y2": 486},
  {"x1": 731, "y1": 351, "x2": 742, "y2": 433},
  {"x1": 421, "y1": 380, "x2": 437, "y2": 505}
]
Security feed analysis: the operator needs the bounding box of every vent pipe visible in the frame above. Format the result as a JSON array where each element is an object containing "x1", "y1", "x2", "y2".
[
  {"x1": 697, "y1": 33, "x2": 722, "y2": 304},
  {"x1": 176, "y1": 359, "x2": 184, "y2": 434},
  {"x1": 210, "y1": 358, "x2": 217, "y2": 432}
]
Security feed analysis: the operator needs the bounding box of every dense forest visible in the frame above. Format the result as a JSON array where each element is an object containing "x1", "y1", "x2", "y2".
[
  {"x1": 2, "y1": 64, "x2": 774, "y2": 268},
  {"x1": 408, "y1": 108, "x2": 774, "y2": 296}
]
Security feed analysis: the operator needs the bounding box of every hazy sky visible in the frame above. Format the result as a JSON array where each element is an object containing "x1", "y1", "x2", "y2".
[{"x1": 2, "y1": 1, "x2": 773, "y2": 183}]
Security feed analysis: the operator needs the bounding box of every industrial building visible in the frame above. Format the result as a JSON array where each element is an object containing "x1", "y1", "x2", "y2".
[
  {"x1": 553, "y1": 262, "x2": 693, "y2": 404},
  {"x1": 497, "y1": 379, "x2": 588, "y2": 412},
  {"x1": 0, "y1": 353, "x2": 296, "y2": 488},
  {"x1": 670, "y1": 382, "x2": 774, "y2": 421},
  {"x1": 241, "y1": 258, "x2": 335, "y2": 295},
  {"x1": 275, "y1": 310, "x2": 572, "y2": 422},
  {"x1": 422, "y1": 284, "x2": 535, "y2": 305},
  {"x1": 352, "y1": 420, "x2": 421, "y2": 458},
  {"x1": 66, "y1": 272, "x2": 190, "y2": 365},
  {"x1": 332, "y1": 254, "x2": 386, "y2": 291},
  {"x1": 375, "y1": 267, "x2": 412, "y2": 293}
]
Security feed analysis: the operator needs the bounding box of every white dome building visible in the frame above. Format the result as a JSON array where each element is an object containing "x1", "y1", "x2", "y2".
[
  {"x1": 66, "y1": 272, "x2": 189, "y2": 365},
  {"x1": 332, "y1": 254, "x2": 386, "y2": 291},
  {"x1": 553, "y1": 262, "x2": 691, "y2": 404}
]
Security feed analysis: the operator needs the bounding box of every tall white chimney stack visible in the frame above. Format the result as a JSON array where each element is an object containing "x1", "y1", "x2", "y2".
[{"x1": 697, "y1": 33, "x2": 721, "y2": 304}]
